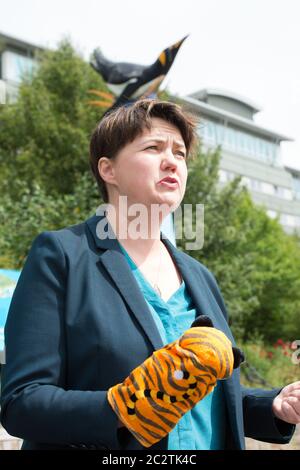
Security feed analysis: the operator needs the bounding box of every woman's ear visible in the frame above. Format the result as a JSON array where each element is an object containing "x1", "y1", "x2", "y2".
[{"x1": 98, "y1": 157, "x2": 116, "y2": 185}]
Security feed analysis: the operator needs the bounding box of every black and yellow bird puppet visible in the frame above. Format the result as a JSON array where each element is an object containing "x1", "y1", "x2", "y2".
[{"x1": 88, "y1": 36, "x2": 188, "y2": 112}]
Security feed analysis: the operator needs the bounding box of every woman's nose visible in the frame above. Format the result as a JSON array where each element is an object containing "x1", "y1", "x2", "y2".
[{"x1": 161, "y1": 148, "x2": 178, "y2": 167}]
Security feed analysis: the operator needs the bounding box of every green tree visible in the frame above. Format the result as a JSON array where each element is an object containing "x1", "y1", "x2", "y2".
[
  {"x1": 0, "y1": 173, "x2": 100, "y2": 269},
  {"x1": 0, "y1": 39, "x2": 107, "y2": 198},
  {"x1": 178, "y1": 145, "x2": 300, "y2": 342},
  {"x1": 0, "y1": 39, "x2": 106, "y2": 267}
]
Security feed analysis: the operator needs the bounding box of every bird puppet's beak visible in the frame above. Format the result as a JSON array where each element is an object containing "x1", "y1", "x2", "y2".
[{"x1": 158, "y1": 34, "x2": 189, "y2": 67}]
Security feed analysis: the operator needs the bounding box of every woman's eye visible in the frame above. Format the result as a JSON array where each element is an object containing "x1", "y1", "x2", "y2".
[{"x1": 145, "y1": 146, "x2": 158, "y2": 150}]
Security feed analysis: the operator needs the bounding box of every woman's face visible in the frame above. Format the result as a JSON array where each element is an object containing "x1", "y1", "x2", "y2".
[{"x1": 100, "y1": 117, "x2": 188, "y2": 212}]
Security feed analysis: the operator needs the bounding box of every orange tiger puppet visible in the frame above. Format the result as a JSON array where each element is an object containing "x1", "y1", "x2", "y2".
[{"x1": 107, "y1": 316, "x2": 244, "y2": 447}]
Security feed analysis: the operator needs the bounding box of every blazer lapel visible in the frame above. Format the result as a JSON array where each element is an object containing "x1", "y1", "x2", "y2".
[
  {"x1": 162, "y1": 237, "x2": 235, "y2": 342},
  {"x1": 86, "y1": 214, "x2": 164, "y2": 351}
]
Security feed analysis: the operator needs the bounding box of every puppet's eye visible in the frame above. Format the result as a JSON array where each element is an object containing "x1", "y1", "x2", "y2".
[{"x1": 173, "y1": 370, "x2": 184, "y2": 380}]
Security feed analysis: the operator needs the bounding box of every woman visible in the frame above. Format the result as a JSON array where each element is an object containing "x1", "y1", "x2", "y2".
[{"x1": 0, "y1": 99, "x2": 298, "y2": 450}]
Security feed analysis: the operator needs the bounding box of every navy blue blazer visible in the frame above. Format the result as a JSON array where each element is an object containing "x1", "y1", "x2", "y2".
[{"x1": 0, "y1": 213, "x2": 295, "y2": 450}]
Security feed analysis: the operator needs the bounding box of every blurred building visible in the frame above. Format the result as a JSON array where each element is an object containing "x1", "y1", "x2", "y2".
[
  {"x1": 0, "y1": 32, "x2": 43, "y2": 104},
  {"x1": 177, "y1": 89, "x2": 300, "y2": 234}
]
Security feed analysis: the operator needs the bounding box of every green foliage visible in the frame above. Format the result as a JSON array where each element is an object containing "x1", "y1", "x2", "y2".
[
  {"x1": 178, "y1": 144, "x2": 300, "y2": 342},
  {"x1": 0, "y1": 39, "x2": 105, "y2": 268},
  {"x1": 0, "y1": 39, "x2": 107, "y2": 199},
  {"x1": 0, "y1": 39, "x2": 299, "y2": 348},
  {"x1": 240, "y1": 337, "x2": 300, "y2": 388},
  {"x1": 0, "y1": 173, "x2": 99, "y2": 269}
]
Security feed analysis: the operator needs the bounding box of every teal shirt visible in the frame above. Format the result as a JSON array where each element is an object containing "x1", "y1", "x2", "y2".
[{"x1": 119, "y1": 244, "x2": 226, "y2": 450}]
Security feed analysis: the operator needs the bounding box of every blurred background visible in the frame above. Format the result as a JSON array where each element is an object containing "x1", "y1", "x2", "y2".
[{"x1": 0, "y1": 0, "x2": 299, "y2": 450}]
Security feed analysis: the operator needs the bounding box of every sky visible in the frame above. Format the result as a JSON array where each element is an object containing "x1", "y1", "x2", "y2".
[{"x1": 0, "y1": 0, "x2": 299, "y2": 169}]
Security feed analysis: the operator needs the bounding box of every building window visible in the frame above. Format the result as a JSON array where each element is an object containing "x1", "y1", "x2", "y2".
[
  {"x1": 261, "y1": 182, "x2": 275, "y2": 195},
  {"x1": 238, "y1": 177, "x2": 292, "y2": 200},
  {"x1": 291, "y1": 175, "x2": 300, "y2": 200},
  {"x1": 219, "y1": 169, "x2": 227, "y2": 183},
  {"x1": 283, "y1": 188, "x2": 293, "y2": 200},
  {"x1": 0, "y1": 80, "x2": 5, "y2": 104},
  {"x1": 250, "y1": 179, "x2": 262, "y2": 192},
  {"x1": 280, "y1": 213, "x2": 299, "y2": 227},
  {"x1": 2, "y1": 50, "x2": 36, "y2": 84},
  {"x1": 267, "y1": 210, "x2": 278, "y2": 219},
  {"x1": 218, "y1": 169, "x2": 236, "y2": 183},
  {"x1": 199, "y1": 119, "x2": 280, "y2": 166},
  {"x1": 240, "y1": 176, "x2": 251, "y2": 189},
  {"x1": 273, "y1": 186, "x2": 293, "y2": 200}
]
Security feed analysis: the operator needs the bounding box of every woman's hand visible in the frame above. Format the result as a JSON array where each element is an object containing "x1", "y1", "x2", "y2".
[{"x1": 272, "y1": 381, "x2": 300, "y2": 424}]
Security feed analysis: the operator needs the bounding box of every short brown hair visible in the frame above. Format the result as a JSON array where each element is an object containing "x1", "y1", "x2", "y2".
[{"x1": 89, "y1": 99, "x2": 199, "y2": 202}]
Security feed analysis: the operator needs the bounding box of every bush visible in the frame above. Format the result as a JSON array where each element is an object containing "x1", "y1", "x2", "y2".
[
  {"x1": 0, "y1": 173, "x2": 100, "y2": 269},
  {"x1": 240, "y1": 336, "x2": 300, "y2": 389}
]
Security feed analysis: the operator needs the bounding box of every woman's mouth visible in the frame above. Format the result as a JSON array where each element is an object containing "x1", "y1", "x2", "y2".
[{"x1": 158, "y1": 177, "x2": 179, "y2": 189}]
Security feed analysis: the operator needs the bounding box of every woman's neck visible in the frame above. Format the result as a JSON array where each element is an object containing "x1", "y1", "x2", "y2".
[{"x1": 105, "y1": 205, "x2": 164, "y2": 259}]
